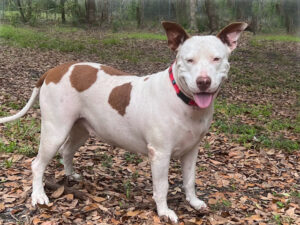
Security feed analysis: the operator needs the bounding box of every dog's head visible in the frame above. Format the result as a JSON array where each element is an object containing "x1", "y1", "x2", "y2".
[{"x1": 162, "y1": 21, "x2": 247, "y2": 109}]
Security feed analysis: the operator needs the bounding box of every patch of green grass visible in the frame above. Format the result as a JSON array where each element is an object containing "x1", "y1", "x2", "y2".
[
  {"x1": 124, "y1": 152, "x2": 142, "y2": 164},
  {"x1": 123, "y1": 180, "x2": 132, "y2": 199},
  {"x1": 290, "y1": 190, "x2": 300, "y2": 198},
  {"x1": 0, "y1": 106, "x2": 8, "y2": 117},
  {"x1": 259, "y1": 135, "x2": 299, "y2": 152},
  {"x1": 100, "y1": 153, "x2": 113, "y2": 168},
  {"x1": 1, "y1": 117, "x2": 40, "y2": 156},
  {"x1": 215, "y1": 100, "x2": 272, "y2": 119},
  {"x1": 101, "y1": 32, "x2": 165, "y2": 46},
  {"x1": 210, "y1": 199, "x2": 232, "y2": 211},
  {"x1": 266, "y1": 119, "x2": 295, "y2": 132},
  {"x1": 0, "y1": 25, "x2": 85, "y2": 52},
  {"x1": 254, "y1": 34, "x2": 300, "y2": 43},
  {"x1": 53, "y1": 26, "x2": 80, "y2": 33},
  {"x1": 0, "y1": 141, "x2": 18, "y2": 153},
  {"x1": 116, "y1": 32, "x2": 166, "y2": 40},
  {"x1": 3, "y1": 159, "x2": 14, "y2": 168},
  {"x1": 102, "y1": 37, "x2": 124, "y2": 46}
]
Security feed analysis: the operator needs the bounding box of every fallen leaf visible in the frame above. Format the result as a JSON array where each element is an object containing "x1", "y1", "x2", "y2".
[
  {"x1": 65, "y1": 194, "x2": 74, "y2": 201},
  {"x1": 51, "y1": 185, "x2": 64, "y2": 199},
  {"x1": 82, "y1": 203, "x2": 98, "y2": 213},
  {"x1": 285, "y1": 207, "x2": 295, "y2": 217},
  {"x1": 210, "y1": 159, "x2": 223, "y2": 165},
  {"x1": 127, "y1": 210, "x2": 141, "y2": 217},
  {"x1": 0, "y1": 203, "x2": 5, "y2": 212}
]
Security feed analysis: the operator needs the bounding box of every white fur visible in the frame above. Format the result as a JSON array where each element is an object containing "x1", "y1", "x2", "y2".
[{"x1": 0, "y1": 29, "x2": 244, "y2": 222}]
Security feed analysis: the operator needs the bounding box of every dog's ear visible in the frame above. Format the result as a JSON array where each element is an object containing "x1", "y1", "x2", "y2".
[
  {"x1": 161, "y1": 21, "x2": 189, "y2": 51},
  {"x1": 217, "y1": 22, "x2": 248, "y2": 51}
]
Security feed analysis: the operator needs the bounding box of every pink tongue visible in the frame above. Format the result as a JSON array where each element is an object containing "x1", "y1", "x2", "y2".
[{"x1": 193, "y1": 93, "x2": 213, "y2": 108}]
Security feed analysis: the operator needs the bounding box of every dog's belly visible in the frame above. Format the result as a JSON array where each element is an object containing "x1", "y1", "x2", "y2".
[{"x1": 81, "y1": 116, "x2": 148, "y2": 155}]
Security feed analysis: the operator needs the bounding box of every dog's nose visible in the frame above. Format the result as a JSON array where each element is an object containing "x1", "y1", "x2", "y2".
[{"x1": 196, "y1": 76, "x2": 211, "y2": 90}]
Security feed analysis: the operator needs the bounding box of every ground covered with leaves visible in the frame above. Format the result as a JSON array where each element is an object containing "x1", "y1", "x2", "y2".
[{"x1": 0, "y1": 25, "x2": 299, "y2": 225}]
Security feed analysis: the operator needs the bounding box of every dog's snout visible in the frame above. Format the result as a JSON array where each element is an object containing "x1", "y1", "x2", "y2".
[{"x1": 196, "y1": 76, "x2": 211, "y2": 90}]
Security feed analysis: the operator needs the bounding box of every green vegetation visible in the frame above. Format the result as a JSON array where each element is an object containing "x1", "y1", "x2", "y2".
[
  {"x1": 100, "y1": 153, "x2": 113, "y2": 168},
  {"x1": 0, "y1": 102, "x2": 40, "y2": 156},
  {"x1": 101, "y1": 33, "x2": 165, "y2": 46},
  {"x1": 0, "y1": 25, "x2": 85, "y2": 52},
  {"x1": 253, "y1": 35, "x2": 300, "y2": 43},
  {"x1": 213, "y1": 100, "x2": 299, "y2": 152},
  {"x1": 116, "y1": 33, "x2": 166, "y2": 41}
]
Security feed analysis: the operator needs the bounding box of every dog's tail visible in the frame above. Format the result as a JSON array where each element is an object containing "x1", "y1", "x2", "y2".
[{"x1": 0, "y1": 87, "x2": 40, "y2": 123}]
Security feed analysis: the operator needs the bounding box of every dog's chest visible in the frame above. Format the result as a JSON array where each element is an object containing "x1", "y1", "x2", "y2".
[{"x1": 171, "y1": 112, "x2": 212, "y2": 157}]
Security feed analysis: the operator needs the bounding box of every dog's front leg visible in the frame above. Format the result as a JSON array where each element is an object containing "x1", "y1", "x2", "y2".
[
  {"x1": 181, "y1": 147, "x2": 207, "y2": 210},
  {"x1": 148, "y1": 145, "x2": 178, "y2": 223}
]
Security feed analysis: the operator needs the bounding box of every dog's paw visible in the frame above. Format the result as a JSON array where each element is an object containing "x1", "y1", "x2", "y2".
[
  {"x1": 31, "y1": 192, "x2": 49, "y2": 206},
  {"x1": 189, "y1": 198, "x2": 207, "y2": 210},
  {"x1": 69, "y1": 172, "x2": 82, "y2": 181},
  {"x1": 158, "y1": 208, "x2": 178, "y2": 223}
]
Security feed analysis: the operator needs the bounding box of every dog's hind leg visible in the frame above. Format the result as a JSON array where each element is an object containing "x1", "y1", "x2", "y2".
[
  {"x1": 59, "y1": 119, "x2": 89, "y2": 180},
  {"x1": 181, "y1": 147, "x2": 207, "y2": 210},
  {"x1": 31, "y1": 119, "x2": 74, "y2": 206}
]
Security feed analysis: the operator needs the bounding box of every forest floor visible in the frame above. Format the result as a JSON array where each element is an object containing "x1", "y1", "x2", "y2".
[{"x1": 0, "y1": 25, "x2": 299, "y2": 225}]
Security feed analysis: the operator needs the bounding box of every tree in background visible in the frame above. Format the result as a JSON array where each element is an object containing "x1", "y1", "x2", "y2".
[
  {"x1": 15, "y1": 0, "x2": 32, "y2": 23},
  {"x1": 86, "y1": 0, "x2": 95, "y2": 24},
  {"x1": 277, "y1": 0, "x2": 299, "y2": 34},
  {"x1": 2, "y1": 0, "x2": 299, "y2": 35},
  {"x1": 204, "y1": 0, "x2": 218, "y2": 33},
  {"x1": 136, "y1": 0, "x2": 144, "y2": 28},
  {"x1": 60, "y1": 0, "x2": 66, "y2": 23},
  {"x1": 190, "y1": 0, "x2": 196, "y2": 31}
]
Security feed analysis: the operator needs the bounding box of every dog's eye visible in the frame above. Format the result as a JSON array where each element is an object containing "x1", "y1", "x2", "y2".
[
  {"x1": 213, "y1": 57, "x2": 221, "y2": 62},
  {"x1": 187, "y1": 59, "x2": 194, "y2": 63}
]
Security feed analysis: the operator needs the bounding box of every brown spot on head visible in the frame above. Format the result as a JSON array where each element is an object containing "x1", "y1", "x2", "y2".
[
  {"x1": 101, "y1": 65, "x2": 130, "y2": 76},
  {"x1": 108, "y1": 82, "x2": 132, "y2": 116},
  {"x1": 161, "y1": 21, "x2": 190, "y2": 51},
  {"x1": 70, "y1": 65, "x2": 98, "y2": 92},
  {"x1": 144, "y1": 77, "x2": 149, "y2": 81},
  {"x1": 36, "y1": 62, "x2": 75, "y2": 88}
]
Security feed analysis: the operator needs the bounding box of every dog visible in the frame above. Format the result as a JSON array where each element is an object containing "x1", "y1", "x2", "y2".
[{"x1": 0, "y1": 21, "x2": 247, "y2": 222}]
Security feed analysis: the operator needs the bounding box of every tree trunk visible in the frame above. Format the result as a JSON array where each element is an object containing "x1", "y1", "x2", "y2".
[
  {"x1": 26, "y1": 0, "x2": 32, "y2": 21},
  {"x1": 100, "y1": 0, "x2": 109, "y2": 24},
  {"x1": 190, "y1": 0, "x2": 197, "y2": 31},
  {"x1": 60, "y1": 0, "x2": 66, "y2": 23},
  {"x1": 136, "y1": 0, "x2": 144, "y2": 28},
  {"x1": 204, "y1": 0, "x2": 218, "y2": 33},
  {"x1": 16, "y1": 0, "x2": 27, "y2": 23},
  {"x1": 86, "y1": 0, "x2": 96, "y2": 24}
]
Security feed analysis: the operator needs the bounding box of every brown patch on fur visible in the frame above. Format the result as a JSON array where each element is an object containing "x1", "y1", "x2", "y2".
[
  {"x1": 161, "y1": 21, "x2": 190, "y2": 51},
  {"x1": 108, "y1": 82, "x2": 132, "y2": 116},
  {"x1": 101, "y1": 65, "x2": 130, "y2": 76},
  {"x1": 70, "y1": 65, "x2": 98, "y2": 92},
  {"x1": 144, "y1": 77, "x2": 149, "y2": 81},
  {"x1": 36, "y1": 62, "x2": 75, "y2": 88}
]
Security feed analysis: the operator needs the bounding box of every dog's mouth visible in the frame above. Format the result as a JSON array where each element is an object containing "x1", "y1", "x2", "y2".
[{"x1": 192, "y1": 88, "x2": 220, "y2": 109}]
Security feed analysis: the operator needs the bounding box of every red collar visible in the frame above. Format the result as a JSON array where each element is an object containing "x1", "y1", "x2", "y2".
[{"x1": 169, "y1": 64, "x2": 197, "y2": 106}]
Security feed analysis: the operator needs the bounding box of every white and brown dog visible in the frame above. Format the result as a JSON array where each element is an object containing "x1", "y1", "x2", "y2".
[{"x1": 0, "y1": 22, "x2": 247, "y2": 222}]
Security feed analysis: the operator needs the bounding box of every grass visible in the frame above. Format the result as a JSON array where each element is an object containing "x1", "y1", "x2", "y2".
[
  {"x1": 254, "y1": 34, "x2": 300, "y2": 43},
  {"x1": 0, "y1": 25, "x2": 86, "y2": 52},
  {"x1": 250, "y1": 34, "x2": 300, "y2": 47},
  {"x1": 213, "y1": 100, "x2": 299, "y2": 152},
  {"x1": 0, "y1": 105, "x2": 40, "y2": 156},
  {"x1": 215, "y1": 100, "x2": 272, "y2": 119},
  {"x1": 117, "y1": 32, "x2": 166, "y2": 40},
  {"x1": 101, "y1": 32, "x2": 165, "y2": 46}
]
